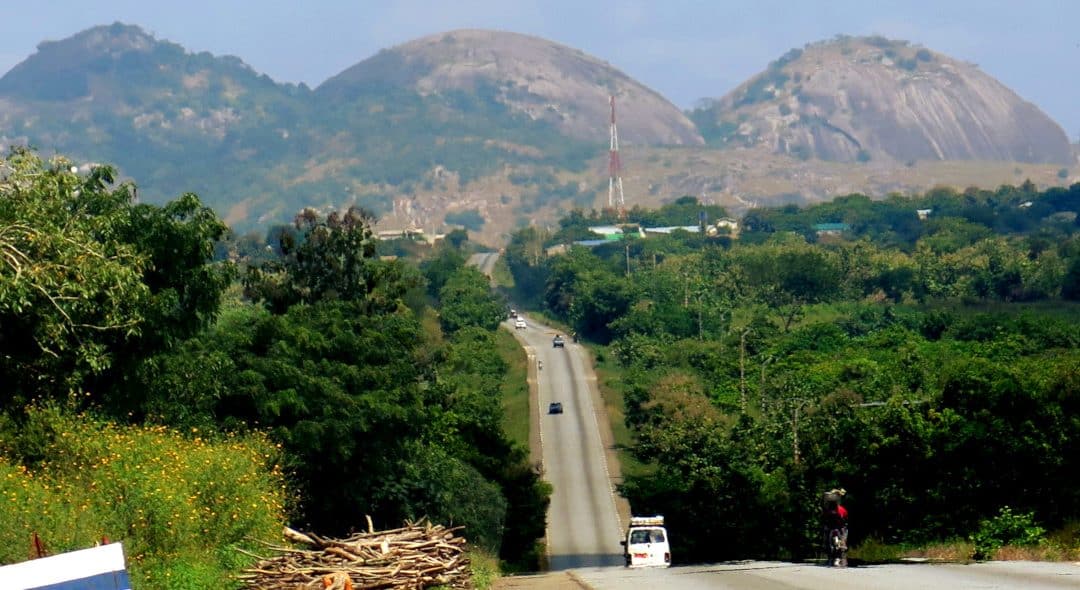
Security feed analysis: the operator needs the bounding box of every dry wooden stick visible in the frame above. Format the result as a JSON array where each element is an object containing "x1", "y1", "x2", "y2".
[{"x1": 239, "y1": 519, "x2": 473, "y2": 589}]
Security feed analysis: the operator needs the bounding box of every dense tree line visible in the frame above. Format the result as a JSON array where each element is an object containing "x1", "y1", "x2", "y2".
[
  {"x1": 508, "y1": 189, "x2": 1080, "y2": 561},
  {"x1": 0, "y1": 148, "x2": 548, "y2": 576}
]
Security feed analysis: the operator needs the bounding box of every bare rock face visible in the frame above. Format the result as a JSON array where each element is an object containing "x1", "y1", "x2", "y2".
[
  {"x1": 317, "y1": 29, "x2": 704, "y2": 146},
  {"x1": 693, "y1": 36, "x2": 1073, "y2": 165}
]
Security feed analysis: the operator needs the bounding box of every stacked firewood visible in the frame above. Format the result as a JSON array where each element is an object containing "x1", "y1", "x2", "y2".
[{"x1": 238, "y1": 518, "x2": 472, "y2": 589}]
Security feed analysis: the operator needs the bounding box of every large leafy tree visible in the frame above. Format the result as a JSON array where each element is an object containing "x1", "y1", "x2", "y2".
[
  {"x1": 0, "y1": 148, "x2": 230, "y2": 410},
  {"x1": 505, "y1": 225, "x2": 551, "y2": 307},
  {"x1": 438, "y1": 267, "x2": 507, "y2": 334},
  {"x1": 139, "y1": 300, "x2": 435, "y2": 531},
  {"x1": 244, "y1": 206, "x2": 421, "y2": 314},
  {"x1": 420, "y1": 243, "x2": 467, "y2": 300},
  {"x1": 731, "y1": 238, "x2": 841, "y2": 330},
  {"x1": 0, "y1": 149, "x2": 146, "y2": 405}
]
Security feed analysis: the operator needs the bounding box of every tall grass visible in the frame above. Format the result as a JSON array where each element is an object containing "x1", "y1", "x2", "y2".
[
  {"x1": 468, "y1": 548, "x2": 500, "y2": 589},
  {"x1": 591, "y1": 346, "x2": 654, "y2": 480},
  {"x1": 496, "y1": 328, "x2": 530, "y2": 450},
  {"x1": 0, "y1": 406, "x2": 289, "y2": 588}
]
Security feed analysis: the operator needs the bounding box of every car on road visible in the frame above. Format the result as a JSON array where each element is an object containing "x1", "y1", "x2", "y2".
[
  {"x1": 552, "y1": 335, "x2": 565, "y2": 348},
  {"x1": 548, "y1": 402, "x2": 563, "y2": 414},
  {"x1": 515, "y1": 318, "x2": 527, "y2": 329}
]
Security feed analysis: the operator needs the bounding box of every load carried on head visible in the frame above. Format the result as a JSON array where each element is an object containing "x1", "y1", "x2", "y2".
[{"x1": 822, "y1": 488, "x2": 845, "y2": 510}]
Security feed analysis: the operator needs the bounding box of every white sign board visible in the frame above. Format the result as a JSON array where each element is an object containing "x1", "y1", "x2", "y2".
[{"x1": 0, "y1": 542, "x2": 131, "y2": 590}]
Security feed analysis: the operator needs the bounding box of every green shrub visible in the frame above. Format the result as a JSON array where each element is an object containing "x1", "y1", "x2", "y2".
[
  {"x1": 0, "y1": 407, "x2": 289, "y2": 589},
  {"x1": 898, "y1": 58, "x2": 918, "y2": 71},
  {"x1": 791, "y1": 144, "x2": 812, "y2": 161},
  {"x1": 969, "y1": 506, "x2": 1045, "y2": 560},
  {"x1": 445, "y1": 209, "x2": 485, "y2": 232},
  {"x1": 849, "y1": 537, "x2": 902, "y2": 562}
]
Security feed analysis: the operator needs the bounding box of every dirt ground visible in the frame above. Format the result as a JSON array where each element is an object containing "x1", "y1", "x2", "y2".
[{"x1": 491, "y1": 571, "x2": 591, "y2": 589}]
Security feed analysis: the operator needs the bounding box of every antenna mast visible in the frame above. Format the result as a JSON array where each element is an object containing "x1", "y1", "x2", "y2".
[{"x1": 608, "y1": 95, "x2": 626, "y2": 217}]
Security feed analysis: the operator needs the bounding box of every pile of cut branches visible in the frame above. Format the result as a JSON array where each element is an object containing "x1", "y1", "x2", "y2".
[{"x1": 238, "y1": 518, "x2": 472, "y2": 589}]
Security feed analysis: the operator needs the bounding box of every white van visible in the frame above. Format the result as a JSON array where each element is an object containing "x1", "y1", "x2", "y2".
[{"x1": 621, "y1": 515, "x2": 671, "y2": 567}]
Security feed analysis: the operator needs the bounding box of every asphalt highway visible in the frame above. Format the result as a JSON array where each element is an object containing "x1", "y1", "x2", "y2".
[{"x1": 509, "y1": 314, "x2": 625, "y2": 571}]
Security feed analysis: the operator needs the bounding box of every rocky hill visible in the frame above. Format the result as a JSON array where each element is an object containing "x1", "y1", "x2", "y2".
[
  {"x1": 0, "y1": 24, "x2": 700, "y2": 239},
  {"x1": 690, "y1": 36, "x2": 1074, "y2": 165},
  {"x1": 317, "y1": 29, "x2": 703, "y2": 147},
  {"x1": 0, "y1": 26, "x2": 1074, "y2": 246},
  {"x1": 0, "y1": 22, "x2": 317, "y2": 226}
]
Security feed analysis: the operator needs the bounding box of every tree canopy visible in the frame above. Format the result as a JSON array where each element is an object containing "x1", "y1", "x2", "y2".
[{"x1": 508, "y1": 185, "x2": 1080, "y2": 561}]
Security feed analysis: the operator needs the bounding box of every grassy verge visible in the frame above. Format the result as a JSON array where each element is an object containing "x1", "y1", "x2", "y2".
[
  {"x1": 495, "y1": 328, "x2": 530, "y2": 451},
  {"x1": 850, "y1": 532, "x2": 1080, "y2": 564},
  {"x1": 490, "y1": 256, "x2": 515, "y2": 290},
  {"x1": 590, "y1": 345, "x2": 654, "y2": 481},
  {"x1": 468, "y1": 548, "x2": 501, "y2": 589}
]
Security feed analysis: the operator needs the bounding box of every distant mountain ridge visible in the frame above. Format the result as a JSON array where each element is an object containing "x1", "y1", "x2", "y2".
[
  {"x1": 0, "y1": 22, "x2": 315, "y2": 224},
  {"x1": 0, "y1": 24, "x2": 1074, "y2": 245},
  {"x1": 690, "y1": 35, "x2": 1073, "y2": 165}
]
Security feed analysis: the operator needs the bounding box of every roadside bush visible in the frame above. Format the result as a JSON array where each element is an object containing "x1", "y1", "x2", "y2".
[
  {"x1": 0, "y1": 406, "x2": 289, "y2": 589},
  {"x1": 445, "y1": 209, "x2": 485, "y2": 232},
  {"x1": 849, "y1": 537, "x2": 902, "y2": 562},
  {"x1": 970, "y1": 506, "x2": 1045, "y2": 560}
]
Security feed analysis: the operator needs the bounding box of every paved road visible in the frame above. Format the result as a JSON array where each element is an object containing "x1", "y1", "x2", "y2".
[
  {"x1": 571, "y1": 560, "x2": 1080, "y2": 589},
  {"x1": 467, "y1": 252, "x2": 499, "y2": 277},
  {"x1": 509, "y1": 314, "x2": 626, "y2": 571}
]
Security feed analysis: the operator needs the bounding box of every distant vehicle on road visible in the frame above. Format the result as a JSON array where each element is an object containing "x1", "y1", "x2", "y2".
[
  {"x1": 509, "y1": 308, "x2": 517, "y2": 318},
  {"x1": 515, "y1": 318, "x2": 527, "y2": 329},
  {"x1": 552, "y1": 334, "x2": 565, "y2": 348},
  {"x1": 548, "y1": 402, "x2": 564, "y2": 414}
]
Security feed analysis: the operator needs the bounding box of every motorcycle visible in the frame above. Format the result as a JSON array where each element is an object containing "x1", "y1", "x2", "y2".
[{"x1": 825, "y1": 526, "x2": 848, "y2": 567}]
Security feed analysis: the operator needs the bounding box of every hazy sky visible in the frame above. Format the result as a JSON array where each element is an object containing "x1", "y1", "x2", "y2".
[{"x1": 2, "y1": 0, "x2": 1077, "y2": 137}]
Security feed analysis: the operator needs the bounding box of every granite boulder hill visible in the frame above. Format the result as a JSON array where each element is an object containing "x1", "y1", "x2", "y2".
[
  {"x1": 317, "y1": 29, "x2": 704, "y2": 147},
  {"x1": 691, "y1": 36, "x2": 1073, "y2": 165}
]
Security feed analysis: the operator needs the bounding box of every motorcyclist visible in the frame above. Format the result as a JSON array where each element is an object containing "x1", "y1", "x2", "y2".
[{"x1": 822, "y1": 488, "x2": 848, "y2": 566}]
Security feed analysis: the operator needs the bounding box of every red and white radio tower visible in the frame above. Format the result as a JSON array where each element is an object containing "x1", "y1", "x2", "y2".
[{"x1": 607, "y1": 95, "x2": 626, "y2": 216}]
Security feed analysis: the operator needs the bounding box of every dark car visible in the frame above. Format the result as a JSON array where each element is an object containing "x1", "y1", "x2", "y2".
[
  {"x1": 548, "y1": 402, "x2": 564, "y2": 414},
  {"x1": 552, "y1": 335, "x2": 565, "y2": 348}
]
